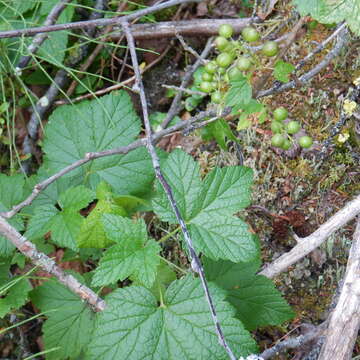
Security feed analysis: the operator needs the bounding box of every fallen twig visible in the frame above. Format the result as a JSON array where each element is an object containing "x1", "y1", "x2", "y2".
[
  {"x1": 259, "y1": 193, "x2": 360, "y2": 278},
  {"x1": 0, "y1": 0, "x2": 202, "y2": 39}
]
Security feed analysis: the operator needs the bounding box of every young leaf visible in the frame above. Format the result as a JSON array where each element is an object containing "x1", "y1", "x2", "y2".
[
  {"x1": 0, "y1": 278, "x2": 32, "y2": 318},
  {"x1": 206, "y1": 118, "x2": 238, "y2": 150},
  {"x1": 25, "y1": 186, "x2": 95, "y2": 250},
  {"x1": 153, "y1": 150, "x2": 257, "y2": 263},
  {"x1": 273, "y1": 60, "x2": 295, "y2": 83},
  {"x1": 0, "y1": 174, "x2": 27, "y2": 256},
  {"x1": 31, "y1": 278, "x2": 95, "y2": 360},
  {"x1": 77, "y1": 198, "x2": 127, "y2": 248},
  {"x1": 205, "y1": 258, "x2": 295, "y2": 330},
  {"x1": 91, "y1": 214, "x2": 160, "y2": 287},
  {"x1": 42, "y1": 92, "x2": 154, "y2": 196},
  {"x1": 225, "y1": 76, "x2": 252, "y2": 111},
  {"x1": 86, "y1": 275, "x2": 257, "y2": 359}
]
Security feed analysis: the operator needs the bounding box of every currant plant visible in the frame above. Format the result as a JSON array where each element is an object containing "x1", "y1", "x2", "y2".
[
  {"x1": 184, "y1": 24, "x2": 315, "y2": 151},
  {"x1": 0, "y1": 91, "x2": 294, "y2": 359}
]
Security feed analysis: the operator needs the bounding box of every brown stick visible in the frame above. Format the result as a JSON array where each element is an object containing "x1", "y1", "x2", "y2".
[
  {"x1": 0, "y1": 216, "x2": 106, "y2": 312},
  {"x1": 318, "y1": 218, "x2": 360, "y2": 360},
  {"x1": 259, "y1": 194, "x2": 360, "y2": 278},
  {"x1": 0, "y1": 0, "x2": 201, "y2": 39},
  {"x1": 109, "y1": 18, "x2": 259, "y2": 40}
]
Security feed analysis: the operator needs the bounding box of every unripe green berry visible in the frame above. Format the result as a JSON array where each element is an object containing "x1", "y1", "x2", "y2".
[
  {"x1": 214, "y1": 36, "x2": 229, "y2": 51},
  {"x1": 218, "y1": 24, "x2": 234, "y2": 38}
]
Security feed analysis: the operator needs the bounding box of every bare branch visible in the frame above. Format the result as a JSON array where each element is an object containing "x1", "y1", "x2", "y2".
[
  {"x1": 257, "y1": 26, "x2": 349, "y2": 98},
  {"x1": 121, "y1": 20, "x2": 237, "y2": 360},
  {"x1": 318, "y1": 218, "x2": 360, "y2": 360},
  {"x1": 0, "y1": 0, "x2": 201, "y2": 39},
  {"x1": 161, "y1": 36, "x2": 214, "y2": 129},
  {"x1": 259, "y1": 194, "x2": 360, "y2": 278},
  {"x1": 260, "y1": 322, "x2": 327, "y2": 359},
  {"x1": 109, "y1": 18, "x2": 259, "y2": 40},
  {"x1": 0, "y1": 216, "x2": 105, "y2": 312},
  {"x1": 1, "y1": 109, "x2": 223, "y2": 219},
  {"x1": 16, "y1": 0, "x2": 73, "y2": 72}
]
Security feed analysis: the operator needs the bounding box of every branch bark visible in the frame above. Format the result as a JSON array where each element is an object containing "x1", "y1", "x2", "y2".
[
  {"x1": 318, "y1": 217, "x2": 360, "y2": 360},
  {"x1": 0, "y1": 0, "x2": 201, "y2": 39},
  {"x1": 109, "y1": 18, "x2": 259, "y2": 40},
  {"x1": 0, "y1": 216, "x2": 105, "y2": 312},
  {"x1": 259, "y1": 194, "x2": 360, "y2": 278}
]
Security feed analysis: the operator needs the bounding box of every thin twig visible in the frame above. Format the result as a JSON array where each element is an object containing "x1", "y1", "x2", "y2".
[
  {"x1": 1, "y1": 109, "x2": 223, "y2": 219},
  {"x1": 176, "y1": 32, "x2": 204, "y2": 62},
  {"x1": 162, "y1": 84, "x2": 206, "y2": 96},
  {"x1": 54, "y1": 43, "x2": 172, "y2": 105},
  {"x1": 16, "y1": 0, "x2": 73, "y2": 72},
  {"x1": 0, "y1": 216, "x2": 105, "y2": 312},
  {"x1": 259, "y1": 193, "x2": 360, "y2": 279},
  {"x1": 121, "y1": 20, "x2": 237, "y2": 360},
  {"x1": 161, "y1": 36, "x2": 214, "y2": 129},
  {"x1": 0, "y1": 0, "x2": 201, "y2": 39},
  {"x1": 257, "y1": 26, "x2": 349, "y2": 98},
  {"x1": 260, "y1": 322, "x2": 327, "y2": 359}
]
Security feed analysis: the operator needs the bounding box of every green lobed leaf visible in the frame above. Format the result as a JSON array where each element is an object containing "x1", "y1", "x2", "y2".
[
  {"x1": 273, "y1": 60, "x2": 295, "y2": 83},
  {"x1": 225, "y1": 76, "x2": 252, "y2": 111},
  {"x1": 42, "y1": 92, "x2": 154, "y2": 196},
  {"x1": 31, "y1": 279, "x2": 95, "y2": 360},
  {"x1": 77, "y1": 199, "x2": 127, "y2": 248},
  {"x1": 205, "y1": 258, "x2": 295, "y2": 330},
  {"x1": 293, "y1": 0, "x2": 360, "y2": 35},
  {"x1": 206, "y1": 118, "x2": 238, "y2": 150},
  {"x1": 25, "y1": 186, "x2": 95, "y2": 250},
  {"x1": 0, "y1": 278, "x2": 32, "y2": 318},
  {"x1": 91, "y1": 214, "x2": 160, "y2": 287},
  {"x1": 86, "y1": 275, "x2": 257, "y2": 359},
  {"x1": 153, "y1": 149, "x2": 256, "y2": 263}
]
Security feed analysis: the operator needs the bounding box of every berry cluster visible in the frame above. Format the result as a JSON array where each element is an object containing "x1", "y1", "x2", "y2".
[
  {"x1": 188, "y1": 24, "x2": 314, "y2": 151},
  {"x1": 270, "y1": 107, "x2": 313, "y2": 149}
]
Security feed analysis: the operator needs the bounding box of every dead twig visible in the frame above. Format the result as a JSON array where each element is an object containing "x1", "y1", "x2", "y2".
[
  {"x1": 0, "y1": 0, "x2": 202, "y2": 39},
  {"x1": 259, "y1": 193, "x2": 360, "y2": 278}
]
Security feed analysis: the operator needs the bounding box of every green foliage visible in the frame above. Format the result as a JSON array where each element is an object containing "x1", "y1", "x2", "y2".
[
  {"x1": 273, "y1": 60, "x2": 295, "y2": 83},
  {"x1": 225, "y1": 75, "x2": 252, "y2": 112},
  {"x1": 25, "y1": 186, "x2": 95, "y2": 250},
  {"x1": 31, "y1": 278, "x2": 95, "y2": 360},
  {"x1": 42, "y1": 92, "x2": 154, "y2": 196},
  {"x1": 0, "y1": 86, "x2": 295, "y2": 358},
  {"x1": 153, "y1": 149, "x2": 258, "y2": 262},
  {"x1": 293, "y1": 0, "x2": 360, "y2": 35},
  {"x1": 0, "y1": 277, "x2": 32, "y2": 318},
  {"x1": 204, "y1": 255, "x2": 295, "y2": 330},
  {"x1": 92, "y1": 214, "x2": 160, "y2": 287},
  {"x1": 86, "y1": 276, "x2": 258, "y2": 359}
]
